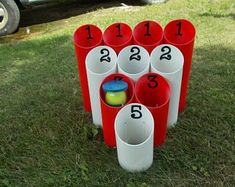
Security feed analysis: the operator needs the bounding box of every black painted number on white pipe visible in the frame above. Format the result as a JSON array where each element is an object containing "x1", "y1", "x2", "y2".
[
  {"x1": 160, "y1": 46, "x2": 172, "y2": 60},
  {"x1": 129, "y1": 47, "x2": 141, "y2": 61},
  {"x1": 100, "y1": 49, "x2": 111, "y2": 63},
  {"x1": 131, "y1": 105, "x2": 142, "y2": 119}
]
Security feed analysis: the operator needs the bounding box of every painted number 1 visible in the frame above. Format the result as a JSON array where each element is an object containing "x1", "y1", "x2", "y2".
[
  {"x1": 144, "y1": 22, "x2": 151, "y2": 36},
  {"x1": 116, "y1": 24, "x2": 123, "y2": 37},
  {"x1": 175, "y1": 22, "x2": 183, "y2": 36},
  {"x1": 86, "y1": 26, "x2": 93, "y2": 39},
  {"x1": 131, "y1": 105, "x2": 142, "y2": 119}
]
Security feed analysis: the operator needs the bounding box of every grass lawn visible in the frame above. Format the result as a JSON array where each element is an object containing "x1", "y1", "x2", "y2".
[{"x1": 0, "y1": 0, "x2": 234, "y2": 186}]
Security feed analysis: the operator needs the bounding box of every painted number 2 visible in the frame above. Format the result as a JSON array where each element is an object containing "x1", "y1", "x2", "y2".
[
  {"x1": 160, "y1": 46, "x2": 172, "y2": 60},
  {"x1": 131, "y1": 105, "x2": 142, "y2": 119},
  {"x1": 100, "y1": 49, "x2": 111, "y2": 63},
  {"x1": 147, "y1": 75, "x2": 158, "y2": 88},
  {"x1": 129, "y1": 47, "x2": 141, "y2": 61}
]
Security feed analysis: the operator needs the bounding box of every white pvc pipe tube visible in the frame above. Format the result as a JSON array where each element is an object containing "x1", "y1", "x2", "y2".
[
  {"x1": 117, "y1": 45, "x2": 150, "y2": 82},
  {"x1": 150, "y1": 44, "x2": 184, "y2": 127},
  {"x1": 115, "y1": 103, "x2": 154, "y2": 172},
  {"x1": 86, "y1": 46, "x2": 117, "y2": 126}
]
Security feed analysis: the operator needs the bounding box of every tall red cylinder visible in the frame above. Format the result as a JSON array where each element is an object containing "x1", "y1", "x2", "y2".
[
  {"x1": 164, "y1": 19, "x2": 196, "y2": 112},
  {"x1": 103, "y1": 22, "x2": 133, "y2": 54},
  {"x1": 135, "y1": 73, "x2": 170, "y2": 147},
  {"x1": 133, "y1": 20, "x2": 164, "y2": 53},
  {"x1": 100, "y1": 73, "x2": 135, "y2": 148},
  {"x1": 73, "y1": 24, "x2": 103, "y2": 112}
]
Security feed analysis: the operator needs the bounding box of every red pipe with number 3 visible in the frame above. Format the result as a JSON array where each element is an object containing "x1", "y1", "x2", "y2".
[{"x1": 135, "y1": 73, "x2": 170, "y2": 147}]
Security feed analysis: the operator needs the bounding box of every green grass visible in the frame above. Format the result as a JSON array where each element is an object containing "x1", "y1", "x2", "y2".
[{"x1": 0, "y1": 0, "x2": 235, "y2": 186}]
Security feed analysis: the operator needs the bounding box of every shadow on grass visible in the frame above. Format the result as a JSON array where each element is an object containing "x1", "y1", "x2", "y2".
[
  {"x1": 0, "y1": 0, "x2": 144, "y2": 43},
  {"x1": 185, "y1": 44, "x2": 234, "y2": 120},
  {"x1": 0, "y1": 34, "x2": 87, "y2": 125},
  {"x1": 20, "y1": 0, "x2": 144, "y2": 27},
  {"x1": 199, "y1": 12, "x2": 235, "y2": 19},
  {"x1": 193, "y1": 44, "x2": 235, "y2": 63}
]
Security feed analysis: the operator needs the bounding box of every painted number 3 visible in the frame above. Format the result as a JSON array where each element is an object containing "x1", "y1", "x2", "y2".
[
  {"x1": 147, "y1": 75, "x2": 158, "y2": 88},
  {"x1": 160, "y1": 46, "x2": 172, "y2": 60},
  {"x1": 114, "y1": 76, "x2": 123, "y2": 81},
  {"x1": 131, "y1": 105, "x2": 142, "y2": 119}
]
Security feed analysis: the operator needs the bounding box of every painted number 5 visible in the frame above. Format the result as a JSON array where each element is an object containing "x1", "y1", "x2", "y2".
[{"x1": 131, "y1": 105, "x2": 142, "y2": 119}]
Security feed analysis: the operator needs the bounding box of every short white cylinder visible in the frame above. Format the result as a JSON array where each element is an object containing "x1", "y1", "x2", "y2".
[
  {"x1": 117, "y1": 45, "x2": 150, "y2": 82},
  {"x1": 115, "y1": 103, "x2": 154, "y2": 172},
  {"x1": 150, "y1": 44, "x2": 184, "y2": 127},
  {"x1": 86, "y1": 46, "x2": 117, "y2": 126}
]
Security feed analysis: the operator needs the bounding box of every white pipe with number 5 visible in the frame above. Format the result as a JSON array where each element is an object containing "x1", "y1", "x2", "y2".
[{"x1": 115, "y1": 103, "x2": 154, "y2": 172}]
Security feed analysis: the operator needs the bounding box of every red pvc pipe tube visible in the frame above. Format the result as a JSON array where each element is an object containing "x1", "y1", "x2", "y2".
[
  {"x1": 100, "y1": 73, "x2": 135, "y2": 148},
  {"x1": 135, "y1": 73, "x2": 170, "y2": 147},
  {"x1": 103, "y1": 22, "x2": 133, "y2": 54},
  {"x1": 73, "y1": 24, "x2": 103, "y2": 112},
  {"x1": 164, "y1": 19, "x2": 196, "y2": 112},
  {"x1": 133, "y1": 20, "x2": 164, "y2": 53}
]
